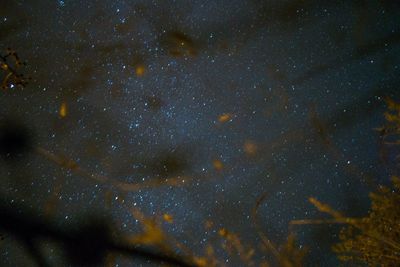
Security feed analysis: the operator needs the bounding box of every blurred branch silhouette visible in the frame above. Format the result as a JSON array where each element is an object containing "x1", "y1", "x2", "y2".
[
  {"x1": 0, "y1": 198, "x2": 198, "y2": 267},
  {"x1": 0, "y1": 93, "x2": 200, "y2": 266}
]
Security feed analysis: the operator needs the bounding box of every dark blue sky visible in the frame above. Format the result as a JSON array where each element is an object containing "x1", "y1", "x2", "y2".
[{"x1": 1, "y1": 0, "x2": 400, "y2": 266}]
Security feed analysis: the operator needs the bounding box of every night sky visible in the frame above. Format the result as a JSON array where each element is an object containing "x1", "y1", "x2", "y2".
[{"x1": 1, "y1": 0, "x2": 400, "y2": 266}]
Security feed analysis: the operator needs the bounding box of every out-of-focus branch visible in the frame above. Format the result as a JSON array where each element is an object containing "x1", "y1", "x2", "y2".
[{"x1": 0, "y1": 199, "x2": 198, "y2": 267}]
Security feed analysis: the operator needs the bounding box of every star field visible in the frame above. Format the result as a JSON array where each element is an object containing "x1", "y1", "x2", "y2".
[{"x1": 1, "y1": 0, "x2": 400, "y2": 266}]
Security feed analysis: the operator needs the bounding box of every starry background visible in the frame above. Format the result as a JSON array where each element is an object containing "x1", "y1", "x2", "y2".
[{"x1": 1, "y1": 0, "x2": 400, "y2": 266}]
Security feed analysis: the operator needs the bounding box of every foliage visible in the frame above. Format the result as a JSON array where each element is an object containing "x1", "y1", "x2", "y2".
[
  {"x1": 331, "y1": 100, "x2": 400, "y2": 266},
  {"x1": 379, "y1": 98, "x2": 400, "y2": 166},
  {"x1": 0, "y1": 48, "x2": 30, "y2": 90},
  {"x1": 332, "y1": 176, "x2": 400, "y2": 266},
  {"x1": 298, "y1": 99, "x2": 400, "y2": 266}
]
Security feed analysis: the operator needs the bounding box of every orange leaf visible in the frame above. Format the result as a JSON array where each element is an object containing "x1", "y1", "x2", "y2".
[
  {"x1": 213, "y1": 159, "x2": 224, "y2": 171},
  {"x1": 218, "y1": 113, "x2": 232, "y2": 123},
  {"x1": 244, "y1": 140, "x2": 257, "y2": 156},
  {"x1": 59, "y1": 102, "x2": 67, "y2": 118},
  {"x1": 163, "y1": 213, "x2": 173, "y2": 223},
  {"x1": 135, "y1": 65, "x2": 146, "y2": 77}
]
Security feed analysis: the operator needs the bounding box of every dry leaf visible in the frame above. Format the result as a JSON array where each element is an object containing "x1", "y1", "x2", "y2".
[
  {"x1": 218, "y1": 113, "x2": 232, "y2": 123},
  {"x1": 163, "y1": 213, "x2": 173, "y2": 223},
  {"x1": 135, "y1": 65, "x2": 146, "y2": 77},
  {"x1": 244, "y1": 140, "x2": 257, "y2": 156},
  {"x1": 213, "y1": 159, "x2": 224, "y2": 171},
  {"x1": 59, "y1": 102, "x2": 67, "y2": 118}
]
